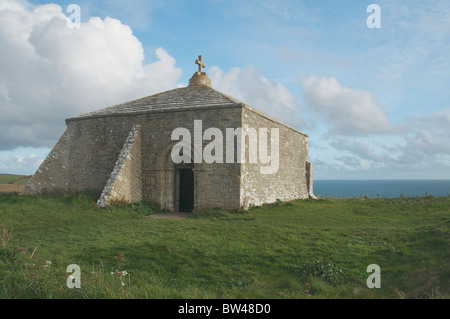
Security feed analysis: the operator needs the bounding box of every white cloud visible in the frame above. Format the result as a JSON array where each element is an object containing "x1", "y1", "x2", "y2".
[
  {"x1": 0, "y1": 0, "x2": 28, "y2": 11},
  {"x1": 209, "y1": 65, "x2": 309, "y2": 131},
  {"x1": 301, "y1": 75, "x2": 395, "y2": 136},
  {"x1": 316, "y1": 107, "x2": 450, "y2": 178},
  {"x1": 330, "y1": 138, "x2": 383, "y2": 163},
  {"x1": 0, "y1": 1, "x2": 182, "y2": 150},
  {"x1": 0, "y1": 152, "x2": 44, "y2": 174},
  {"x1": 402, "y1": 107, "x2": 450, "y2": 156}
]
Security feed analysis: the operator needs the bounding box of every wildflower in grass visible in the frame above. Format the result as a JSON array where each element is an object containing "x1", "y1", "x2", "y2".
[{"x1": 304, "y1": 283, "x2": 312, "y2": 295}]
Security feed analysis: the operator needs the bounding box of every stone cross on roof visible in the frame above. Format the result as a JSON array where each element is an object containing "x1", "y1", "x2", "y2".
[
  {"x1": 188, "y1": 55, "x2": 211, "y2": 87},
  {"x1": 195, "y1": 55, "x2": 205, "y2": 73}
]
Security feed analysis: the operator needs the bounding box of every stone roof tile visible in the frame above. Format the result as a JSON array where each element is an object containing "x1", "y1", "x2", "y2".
[{"x1": 71, "y1": 86, "x2": 243, "y2": 119}]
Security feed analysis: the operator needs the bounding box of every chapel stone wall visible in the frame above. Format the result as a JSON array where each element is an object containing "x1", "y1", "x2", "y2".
[
  {"x1": 96, "y1": 124, "x2": 143, "y2": 207},
  {"x1": 66, "y1": 116, "x2": 136, "y2": 195},
  {"x1": 240, "y1": 106, "x2": 310, "y2": 208},
  {"x1": 21, "y1": 129, "x2": 71, "y2": 195},
  {"x1": 139, "y1": 105, "x2": 243, "y2": 211}
]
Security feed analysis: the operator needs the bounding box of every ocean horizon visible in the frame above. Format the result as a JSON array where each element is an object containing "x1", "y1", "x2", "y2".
[{"x1": 313, "y1": 179, "x2": 450, "y2": 198}]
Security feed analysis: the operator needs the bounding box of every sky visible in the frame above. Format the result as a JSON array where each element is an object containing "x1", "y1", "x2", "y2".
[{"x1": 0, "y1": 0, "x2": 449, "y2": 179}]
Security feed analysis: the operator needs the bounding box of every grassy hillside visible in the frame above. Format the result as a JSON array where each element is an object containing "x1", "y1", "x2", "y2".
[
  {"x1": 0, "y1": 174, "x2": 30, "y2": 185},
  {"x1": 0, "y1": 194, "x2": 448, "y2": 299}
]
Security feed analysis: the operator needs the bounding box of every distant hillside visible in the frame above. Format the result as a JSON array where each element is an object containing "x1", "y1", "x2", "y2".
[{"x1": 0, "y1": 174, "x2": 31, "y2": 185}]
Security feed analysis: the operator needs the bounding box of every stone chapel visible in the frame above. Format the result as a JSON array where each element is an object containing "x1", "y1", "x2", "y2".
[{"x1": 21, "y1": 56, "x2": 315, "y2": 211}]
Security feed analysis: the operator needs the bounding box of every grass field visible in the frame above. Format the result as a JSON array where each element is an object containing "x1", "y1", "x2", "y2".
[
  {"x1": 0, "y1": 174, "x2": 29, "y2": 194},
  {"x1": 0, "y1": 193, "x2": 448, "y2": 299},
  {"x1": 0, "y1": 174, "x2": 30, "y2": 185}
]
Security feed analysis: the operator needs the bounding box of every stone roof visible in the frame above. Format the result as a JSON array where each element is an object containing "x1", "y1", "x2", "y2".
[
  {"x1": 65, "y1": 62, "x2": 308, "y2": 136},
  {"x1": 69, "y1": 85, "x2": 243, "y2": 120}
]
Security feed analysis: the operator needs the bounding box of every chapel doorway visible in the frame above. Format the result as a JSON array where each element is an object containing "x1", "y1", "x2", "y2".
[{"x1": 178, "y1": 168, "x2": 194, "y2": 212}]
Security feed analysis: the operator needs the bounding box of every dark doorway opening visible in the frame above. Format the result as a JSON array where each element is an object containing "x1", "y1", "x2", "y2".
[{"x1": 179, "y1": 169, "x2": 194, "y2": 212}]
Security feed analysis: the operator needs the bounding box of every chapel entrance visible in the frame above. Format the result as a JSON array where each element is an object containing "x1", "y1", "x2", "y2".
[{"x1": 178, "y1": 168, "x2": 194, "y2": 212}]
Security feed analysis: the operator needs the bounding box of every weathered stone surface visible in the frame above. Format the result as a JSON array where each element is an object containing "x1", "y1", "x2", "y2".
[
  {"x1": 21, "y1": 130, "x2": 71, "y2": 195},
  {"x1": 240, "y1": 105, "x2": 311, "y2": 208},
  {"x1": 189, "y1": 72, "x2": 212, "y2": 87},
  {"x1": 139, "y1": 105, "x2": 243, "y2": 211},
  {"x1": 306, "y1": 160, "x2": 317, "y2": 199},
  {"x1": 97, "y1": 124, "x2": 142, "y2": 208},
  {"x1": 73, "y1": 85, "x2": 240, "y2": 119},
  {"x1": 67, "y1": 115, "x2": 135, "y2": 195}
]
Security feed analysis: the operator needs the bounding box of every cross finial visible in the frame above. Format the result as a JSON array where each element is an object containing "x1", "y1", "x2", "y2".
[{"x1": 195, "y1": 55, "x2": 205, "y2": 73}]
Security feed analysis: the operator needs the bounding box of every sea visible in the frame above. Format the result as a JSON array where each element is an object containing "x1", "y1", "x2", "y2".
[{"x1": 313, "y1": 180, "x2": 450, "y2": 198}]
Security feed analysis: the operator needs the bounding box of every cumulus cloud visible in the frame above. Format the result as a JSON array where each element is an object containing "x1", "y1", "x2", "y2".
[
  {"x1": 209, "y1": 65, "x2": 310, "y2": 131},
  {"x1": 0, "y1": 1, "x2": 182, "y2": 150},
  {"x1": 301, "y1": 75, "x2": 395, "y2": 136}
]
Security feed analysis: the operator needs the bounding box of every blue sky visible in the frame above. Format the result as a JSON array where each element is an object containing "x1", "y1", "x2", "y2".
[{"x1": 0, "y1": 0, "x2": 449, "y2": 179}]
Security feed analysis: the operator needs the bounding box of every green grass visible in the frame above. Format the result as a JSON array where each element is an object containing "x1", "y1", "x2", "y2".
[
  {"x1": 0, "y1": 194, "x2": 448, "y2": 299},
  {"x1": 0, "y1": 174, "x2": 30, "y2": 185}
]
